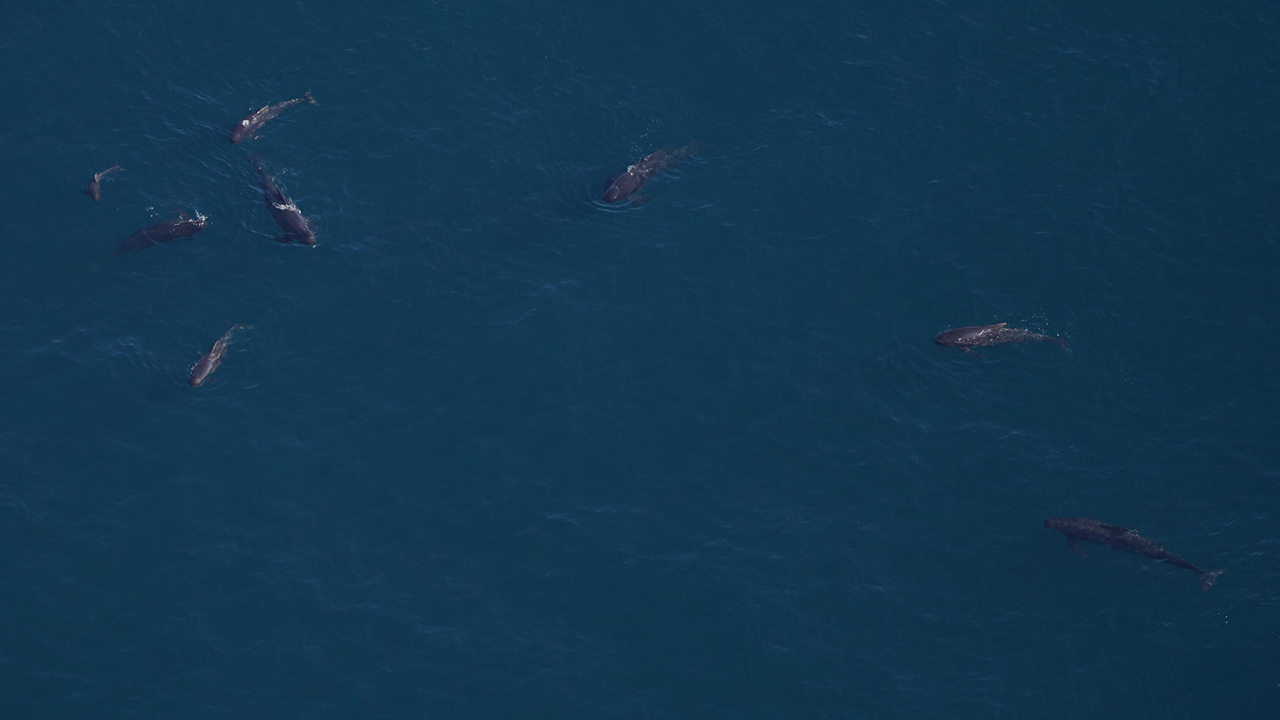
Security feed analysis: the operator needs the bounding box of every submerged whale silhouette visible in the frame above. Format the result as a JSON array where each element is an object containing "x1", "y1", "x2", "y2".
[
  {"x1": 114, "y1": 212, "x2": 207, "y2": 254},
  {"x1": 1044, "y1": 517, "x2": 1224, "y2": 591}
]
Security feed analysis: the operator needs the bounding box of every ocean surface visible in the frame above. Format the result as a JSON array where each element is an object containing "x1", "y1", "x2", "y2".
[{"x1": 2, "y1": 2, "x2": 1278, "y2": 717}]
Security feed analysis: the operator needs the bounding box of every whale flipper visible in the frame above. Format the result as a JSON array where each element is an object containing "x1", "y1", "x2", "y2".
[{"x1": 1066, "y1": 538, "x2": 1088, "y2": 561}]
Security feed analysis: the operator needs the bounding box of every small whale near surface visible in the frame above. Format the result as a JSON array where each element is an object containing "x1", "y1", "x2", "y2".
[
  {"x1": 603, "y1": 143, "x2": 701, "y2": 204},
  {"x1": 230, "y1": 91, "x2": 317, "y2": 144},
  {"x1": 114, "y1": 212, "x2": 208, "y2": 254},
  {"x1": 189, "y1": 325, "x2": 251, "y2": 388},
  {"x1": 934, "y1": 322, "x2": 1068, "y2": 358},
  {"x1": 1044, "y1": 517, "x2": 1224, "y2": 591},
  {"x1": 83, "y1": 164, "x2": 122, "y2": 202}
]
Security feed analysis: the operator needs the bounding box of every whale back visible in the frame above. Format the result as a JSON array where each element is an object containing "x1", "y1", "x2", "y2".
[{"x1": 935, "y1": 323, "x2": 1006, "y2": 347}]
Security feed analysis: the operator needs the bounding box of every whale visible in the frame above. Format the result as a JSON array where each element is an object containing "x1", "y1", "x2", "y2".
[
  {"x1": 230, "y1": 91, "x2": 317, "y2": 143},
  {"x1": 114, "y1": 212, "x2": 207, "y2": 253},
  {"x1": 245, "y1": 155, "x2": 316, "y2": 245},
  {"x1": 604, "y1": 143, "x2": 700, "y2": 204},
  {"x1": 83, "y1": 164, "x2": 122, "y2": 202},
  {"x1": 935, "y1": 322, "x2": 1068, "y2": 358},
  {"x1": 1044, "y1": 517, "x2": 1224, "y2": 591},
  {"x1": 189, "y1": 325, "x2": 251, "y2": 388}
]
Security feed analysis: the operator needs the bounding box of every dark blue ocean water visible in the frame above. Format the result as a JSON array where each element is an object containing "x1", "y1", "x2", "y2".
[{"x1": 2, "y1": 1, "x2": 1278, "y2": 717}]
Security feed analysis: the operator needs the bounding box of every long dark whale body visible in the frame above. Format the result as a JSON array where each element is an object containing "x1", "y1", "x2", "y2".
[
  {"x1": 115, "y1": 213, "x2": 208, "y2": 253},
  {"x1": 935, "y1": 322, "x2": 1068, "y2": 358},
  {"x1": 189, "y1": 325, "x2": 251, "y2": 388},
  {"x1": 230, "y1": 91, "x2": 317, "y2": 143},
  {"x1": 83, "y1": 164, "x2": 123, "y2": 202},
  {"x1": 1044, "y1": 517, "x2": 1224, "y2": 591},
  {"x1": 246, "y1": 155, "x2": 317, "y2": 245},
  {"x1": 604, "y1": 143, "x2": 700, "y2": 204}
]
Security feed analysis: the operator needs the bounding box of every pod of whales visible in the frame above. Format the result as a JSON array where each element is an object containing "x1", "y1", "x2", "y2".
[{"x1": 72, "y1": 89, "x2": 1237, "y2": 589}]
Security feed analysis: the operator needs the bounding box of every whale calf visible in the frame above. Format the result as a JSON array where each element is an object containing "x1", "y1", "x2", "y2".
[
  {"x1": 1044, "y1": 517, "x2": 1224, "y2": 591},
  {"x1": 230, "y1": 91, "x2": 317, "y2": 143},
  {"x1": 246, "y1": 155, "x2": 317, "y2": 245},
  {"x1": 935, "y1": 322, "x2": 1067, "y2": 358},
  {"x1": 189, "y1": 325, "x2": 251, "y2": 388},
  {"x1": 83, "y1": 164, "x2": 123, "y2": 202}
]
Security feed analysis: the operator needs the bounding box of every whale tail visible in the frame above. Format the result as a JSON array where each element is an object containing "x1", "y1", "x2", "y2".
[
  {"x1": 679, "y1": 141, "x2": 707, "y2": 159},
  {"x1": 244, "y1": 154, "x2": 269, "y2": 176},
  {"x1": 304, "y1": 90, "x2": 318, "y2": 106},
  {"x1": 1033, "y1": 332, "x2": 1071, "y2": 352},
  {"x1": 1200, "y1": 569, "x2": 1224, "y2": 591}
]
